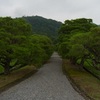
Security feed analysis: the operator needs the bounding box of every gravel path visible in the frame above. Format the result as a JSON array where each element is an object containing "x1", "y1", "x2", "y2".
[{"x1": 0, "y1": 52, "x2": 85, "y2": 100}]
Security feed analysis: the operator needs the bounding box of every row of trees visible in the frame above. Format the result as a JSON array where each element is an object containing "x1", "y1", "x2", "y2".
[
  {"x1": 0, "y1": 17, "x2": 54, "y2": 74},
  {"x1": 57, "y1": 18, "x2": 100, "y2": 70}
]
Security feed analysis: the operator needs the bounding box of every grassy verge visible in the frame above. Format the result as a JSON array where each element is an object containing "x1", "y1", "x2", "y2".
[
  {"x1": 0, "y1": 65, "x2": 37, "y2": 93},
  {"x1": 63, "y1": 59, "x2": 100, "y2": 100}
]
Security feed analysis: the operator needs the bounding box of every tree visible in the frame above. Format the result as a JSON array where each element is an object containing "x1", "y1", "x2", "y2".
[
  {"x1": 59, "y1": 18, "x2": 97, "y2": 35},
  {"x1": 57, "y1": 18, "x2": 100, "y2": 70},
  {"x1": 29, "y1": 34, "x2": 54, "y2": 63},
  {"x1": 0, "y1": 17, "x2": 54, "y2": 74},
  {"x1": 0, "y1": 17, "x2": 32, "y2": 74},
  {"x1": 84, "y1": 27, "x2": 100, "y2": 70},
  {"x1": 69, "y1": 33, "x2": 89, "y2": 66}
]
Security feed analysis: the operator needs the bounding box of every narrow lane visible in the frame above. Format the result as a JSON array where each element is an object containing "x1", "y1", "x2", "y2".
[{"x1": 0, "y1": 52, "x2": 85, "y2": 100}]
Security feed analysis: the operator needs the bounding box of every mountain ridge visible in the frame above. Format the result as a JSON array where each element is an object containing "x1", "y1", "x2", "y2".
[{"x1": 22, "y1": 16, "x2": 62, "y2": 40}]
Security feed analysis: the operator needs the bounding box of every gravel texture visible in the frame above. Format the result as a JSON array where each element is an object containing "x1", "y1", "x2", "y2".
[{"x1": 0, "y1": 52, "x2": 85, "y2": 100}]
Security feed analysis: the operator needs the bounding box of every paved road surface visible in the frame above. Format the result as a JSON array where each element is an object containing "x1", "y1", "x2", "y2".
[{"x1": 0, "y1": 52, "x2": 85, "y2": 100}]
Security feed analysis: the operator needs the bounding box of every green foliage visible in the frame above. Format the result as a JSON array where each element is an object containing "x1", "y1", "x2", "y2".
[
  {"x1": 84, "y1": 28, "x2": 100, "y2": 70},
  {"x1": 59, "y1": 18, "x2": 97, "y2": 34},
  {"x1": 28, "y1": 35, "x2": 54, "y2": 67},
  {"x1": 57, "y1": 18, "x2": 100, "y2": 72},
  {"x1": 84, "y1": 61, "x2": 100, "y2": 79},
  {"x1": 0, "y1": 17, "x2": 54, "y2": 74},
  {"x1": 58, "y1": 42, "x2": 70, "y2": 58},
  {"x1": 0, "y1": 66, "x2": 4, "y2": 73}
]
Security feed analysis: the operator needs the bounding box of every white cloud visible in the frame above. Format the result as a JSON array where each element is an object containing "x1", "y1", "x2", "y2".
[{"x1": 0, "y1": 0, "x2": 100, "y2": 24}]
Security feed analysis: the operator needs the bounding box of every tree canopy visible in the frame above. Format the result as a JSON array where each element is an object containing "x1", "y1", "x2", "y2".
[
  {"x1": 0, "y1": 17, "x2": 54, "y2": 74},
  {"x1": 59, "y1": 18, "x2": 97, "y2": 34},
  {"x1": 57, "y1": 18, "x2": 100, "y2": 71}
]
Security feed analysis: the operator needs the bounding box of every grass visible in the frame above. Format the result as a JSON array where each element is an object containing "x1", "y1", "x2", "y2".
[
  {"x1": 63, "y1": 59, "x2": 100, "y2": 100},
  {"x1": 0, "y1": 65, "x2": 37, "y2": 92}
]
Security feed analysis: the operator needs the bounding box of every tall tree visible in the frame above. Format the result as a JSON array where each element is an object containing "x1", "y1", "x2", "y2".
[
  {"x1": 0, "y1": 17, "x2": 54, "y2": 74},
  {"x1": 0, "y1": 17, "x2": 32, "y2": 74},
  {"x1": 57, "y1": 18, "x2": 99, "y2": 70},
  {"x1": 59, "y1": 18, "x2": 97, "y2": 34}
]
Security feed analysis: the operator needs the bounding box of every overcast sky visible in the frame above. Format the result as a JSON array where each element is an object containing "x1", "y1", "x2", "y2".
[{"x1": 0, "y1": 0, "x2": 100, "y2": 24}]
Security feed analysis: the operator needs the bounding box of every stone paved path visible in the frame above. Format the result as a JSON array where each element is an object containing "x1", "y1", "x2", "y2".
[{"x1": 0, "y1": 52, "x2": 85, "y2": 100}]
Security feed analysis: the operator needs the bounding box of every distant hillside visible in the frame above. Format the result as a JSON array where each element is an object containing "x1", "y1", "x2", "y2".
[{"x1": 22, "y1": 16, "x2": 62, "y2": 40}]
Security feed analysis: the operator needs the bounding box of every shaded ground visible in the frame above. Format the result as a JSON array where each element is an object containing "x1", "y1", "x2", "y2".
[{"x1": 0, "y1": 52, "x2": 85, "y2": 100}]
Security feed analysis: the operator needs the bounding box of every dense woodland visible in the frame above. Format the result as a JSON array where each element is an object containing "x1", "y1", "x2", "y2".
[
  {"x1": 0, "y1": 17, "x2": 54, "y2": 74},
  {"x1": 22, "y1": 16, "x2": 62, "y2": 42},
  {"x1": 0, "y1": 16, "x2": 100, "y2": 78},
  {"x1": 57, "y1": 18, "x2": 100, "y2": 78}
]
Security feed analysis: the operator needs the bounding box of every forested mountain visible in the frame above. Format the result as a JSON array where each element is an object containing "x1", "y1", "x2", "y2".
[{"x1": 22, "y1": 16, "x2": 62, "y2": 40}]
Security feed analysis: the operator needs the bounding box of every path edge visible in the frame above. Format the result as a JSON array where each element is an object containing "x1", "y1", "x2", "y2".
[{"x1": 0, "y1": 69, "x2": 38, "y2": 94}]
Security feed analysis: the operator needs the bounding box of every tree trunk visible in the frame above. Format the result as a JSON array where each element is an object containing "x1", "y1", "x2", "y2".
[
  {"x1": 70, "y1": 57, "x2": 77, "y2": 65},
  {"x1": 4, "y1": 65, "x2": 10, "y2": 75},
  {"x1": 3, "y1": 58, "x2": 11, "y2": 75}
]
